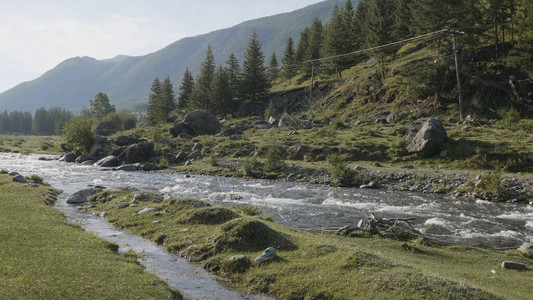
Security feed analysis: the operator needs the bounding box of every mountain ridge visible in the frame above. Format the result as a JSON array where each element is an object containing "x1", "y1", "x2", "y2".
[{"x1": 0, "y1": 0, "x2": 350, "y2": 112}]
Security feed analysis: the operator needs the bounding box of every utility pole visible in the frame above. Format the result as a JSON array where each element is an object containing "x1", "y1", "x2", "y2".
[{"x1": 445, "y1": 29, "x2": 466, "y2": 121}]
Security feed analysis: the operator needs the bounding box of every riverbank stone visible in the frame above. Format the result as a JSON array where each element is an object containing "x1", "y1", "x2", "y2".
[
  {"x1": 501, "y1": 261, "x2": 527, "y2": 271},
  {"x1": 66, "y1": 188, "x2": 100, "y2": 204},
  {"x1": 12, "y1": 175, "x2": 27, "y2": 183},
  {"x1": 405, "y1": 118, "x2": 447, "y2": 157},
  {"x1": 255, "y1": 247, "x2": 277, "y2": 263}
]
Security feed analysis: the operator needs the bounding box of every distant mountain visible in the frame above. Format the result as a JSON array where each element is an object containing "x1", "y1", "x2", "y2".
[{"x1": 0, "y1": 0, "x2": 351, "y2": 113}]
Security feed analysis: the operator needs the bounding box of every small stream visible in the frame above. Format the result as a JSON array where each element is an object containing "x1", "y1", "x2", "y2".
[{"x1": 1, "y1": 153, "x2": 532, "y2": 298}]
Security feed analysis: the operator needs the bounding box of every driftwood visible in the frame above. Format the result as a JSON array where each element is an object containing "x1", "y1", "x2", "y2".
[{"x1": 336, "y1": 213, "x2": 421, "y2": 241}]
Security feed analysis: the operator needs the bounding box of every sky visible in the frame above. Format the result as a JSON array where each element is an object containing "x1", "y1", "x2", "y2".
[{"x1": 0, "y1": 0, "x2": 325, "y2": 93}]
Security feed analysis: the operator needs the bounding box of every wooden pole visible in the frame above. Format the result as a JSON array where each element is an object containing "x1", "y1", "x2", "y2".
[{"x1": 446, "y1": 29, "x2": 465, "y2": 121}]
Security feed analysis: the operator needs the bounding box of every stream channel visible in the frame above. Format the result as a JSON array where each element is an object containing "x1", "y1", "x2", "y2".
[{"x1": 1, "y1": 152, "x2": 532, "y2": 298}]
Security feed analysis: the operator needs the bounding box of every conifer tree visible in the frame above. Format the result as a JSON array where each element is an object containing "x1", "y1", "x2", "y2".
[
  {"x1": 226, "y1": 53, "x2": 242, "y2": 98},
  {"x1": 177, "y1": 68, "x2": 194, "y2": 110},
  {"x1": 160, "y1": 77, "x2": 176, "y2": 115},
  {"x1": 240, "y1": 32, "x2": 270, "y2": 103},
  {"x1": 393, "y1": 0, "x2": 413, "y2": 40},
  {"x1": 366, "y1": 0, "x2": 396, "y2": 48},
  {"x1": 268, "y1": 53, "x2": 279, "y2": 83},
  {"x1": 190, "y1": 45, "x2": 216, "y2": 110},
  {"x1": 281, "y1": 36, "x2": 296, "y2": 80},
  {"x1": 147, "y1": 77, "x2": 162, "y2": 125},
  {"x1": 210, "y1": 65, "x2": 233, "y2": 118},
  {"x1": 295, "y1": 28, "x2": 310, "y2": 67},
  {"x1": 354, "y1": 0, "x2": 371, "y2": 49},
  {"x1": 308, "y1": 18, "x2": 324, "y2": 61},
  {"x1": 322, "y1": 6, "x2": 353, "y2": 77}
]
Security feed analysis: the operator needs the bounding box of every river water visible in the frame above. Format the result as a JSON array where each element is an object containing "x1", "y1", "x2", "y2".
[{"x1": 1, "y1": 153, "x2": 532, "y2": 296}]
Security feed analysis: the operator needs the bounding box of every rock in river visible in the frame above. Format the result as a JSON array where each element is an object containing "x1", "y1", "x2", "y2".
[{"x1": 66, "y1": 188, "x2": 100, "y2": 204}]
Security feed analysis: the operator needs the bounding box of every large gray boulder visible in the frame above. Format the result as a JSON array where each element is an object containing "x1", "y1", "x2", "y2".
[
  {"x1": 66, "y1": 188, "x2": 100, "y2": 204},
  {"x1": 114, "y1": 135, "x2": 143, "y2": 146},
  {"x1": 61, "y1": 152, "x2": 77, "y2": 163},
  {"x1": 118, "y1": 141, "x2": 155, "y2": 164},
  {"x1": 169, "y1": 110, "x2": 222, "y2": 137},
  {"x1": 93, "y1": 121, "x2": 116, "y2": 136},
  {"x1": 94, "y1": 155, "x2": 120, "y2": 167},
  {"x1": 405, "y1": 118, "x2": 447, "y2": 157}
]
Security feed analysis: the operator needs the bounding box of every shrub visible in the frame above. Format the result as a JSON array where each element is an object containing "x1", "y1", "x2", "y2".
[
  {"x1": 29, "y1": 175, "x2": 44, "y2": 184},
  {"x1": 241, "y1": 156, "x2": 262, "y2": 177},
  {"x1": 103, "y1": 111, "x2": 137, "y2": 131},
  {"x1": 327, "y1": 154, "x2": 349, "y2": 183},
  {"x1": 479, "y1": 170, "x2": 502, "y2": 192},
  {"x1": 209, "y1": 155, "x2": 219, "y2": 167},
  {"x1": 501, "y1": 108, "x2": 520, "y2": 130},
  {"x1": 264, "y1": 145, "x2": 284, "y2": 172},
  {"x1": 62, "y1": 117, "x2": 96, "y2": 154}
]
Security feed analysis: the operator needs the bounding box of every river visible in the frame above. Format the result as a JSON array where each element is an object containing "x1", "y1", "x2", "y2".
[{"x1": 1, "y1": 152, "x2": 532, "y2": 297}]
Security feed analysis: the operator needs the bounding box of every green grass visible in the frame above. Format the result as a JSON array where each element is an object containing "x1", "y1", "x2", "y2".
[
  {"x1": 0, "y1": 135, "x2": 63, "y2": 154},
  {"x1": 88, "y1": 189, "x2": 533, "y2": 299},
  {"x1": 0, "y1": 175, "x2": 181, "y2": 299}
]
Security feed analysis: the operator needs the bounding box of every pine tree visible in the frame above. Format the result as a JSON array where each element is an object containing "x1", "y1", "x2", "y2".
[
  {"x1": 210, "y1": 65, "x2": 233, "y2": 118},
  {"x1": 281, "y1": 36, "x2": 296, "y2": 80},
  {"x1": 410, "y1": 0, "x2": 457, "y2": 34},
  {"x1": 177, "y1": 68, "x2": 194, "y2": 110},
  {"x1": 308, "y1": 18, "x2": 324, "y2": 61},
  {"x1": 226, "y1": 53, "x2": 242, "y2": 98},
  {"x1": 322, "y1": 6, "x2": 353, "y2": 77},
  {"x1": 393, "y1": 0, "x2": 413, "y2": 40},
  {"x1": 190, "y1": 45, "x2": 216, "y2": 111},
  {"x1": 354, "y1": 0, "x2": 371, "y2": 49},
  {"x1": 147, "y1": 78, "x2": 162, "y2": 125},
  {"x1": 160, "y1": 77, "x2": 176, "y2": 117},
  {"x1": 268, "y1": 53, "x2": 280, "y2": 83},
  {"x1": 240, "y1": 32, "x2": 270, "y2": 104},
  {"x1": 366, "y1": 0, "x2": 396, "y2": 48},
  {"x1": 343, "y1": 0, "x2": 357, "y2": 49},
  {"x1": 295, "y1": 28, "x2": 310, "y2": 66}
]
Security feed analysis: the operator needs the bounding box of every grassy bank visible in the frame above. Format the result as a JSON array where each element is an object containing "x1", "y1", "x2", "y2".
[
  {"x1": 0, "y1": 174, "x2": 181, "y2": 299},
  {"x1": 0, "y1": 135, "x2": 62, "y2": 154},
  {"x1": 87, "y1": 188, "x2": 533, "y2": 299}
]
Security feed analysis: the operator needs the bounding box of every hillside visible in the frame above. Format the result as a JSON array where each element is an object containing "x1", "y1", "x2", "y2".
[{"x1": 0, "y1": 0, "x2": 349, "y2": 113}]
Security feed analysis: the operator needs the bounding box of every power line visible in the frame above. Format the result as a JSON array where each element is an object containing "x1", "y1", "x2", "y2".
[{"x1": 302, "y1": 29, "x2": 448, "y2": 65}]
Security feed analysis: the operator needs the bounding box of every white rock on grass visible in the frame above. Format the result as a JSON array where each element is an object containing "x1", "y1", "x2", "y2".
[{"x1": 254, "y1": 247, "x2": 276, "y2": 263}]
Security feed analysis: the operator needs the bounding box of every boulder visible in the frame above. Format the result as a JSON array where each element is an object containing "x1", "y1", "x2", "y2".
[
  {"x1": 501, "y1": 261, "x2": 526, "y2": 271},
  {"x1": 118, "y1": 142, "x2": 155, "y2": 164},
  {"x1": 142, "y1": 162, "x2": 158, "y2": 171},
  {"x1": 137, "y1": 207, "x2": 158, "y2": 214},
  {"x1": 94, "y1": 155, "x2": 120, "y2": 167},
  {"x1": 66, "y1": 188, "x2": 100, "y2": 204},
  {"x1": 192, "y1": 142, "x2": 203, "y2": 151},
  {"x1": 12, "y1": 175, "x2": 27, "y2": 183},
  {"x1": 62, "y1": 152, "x2": 77, "y2": 163},
  {"x1": 287, "y1": 144, "x2": 310, "y2": 160},
  {"x1": 88, "y1": 144, "x2": 106, "y2": 160},
  {"x1": 93, "y1": 121, "x2": 116, "y2": 136},
  {"x1": 254, "y1": 247, "x2": 277, "y2": 263},
  {"x1": 116, "y1": 165, "x2": 140, "y2": 172},
  {"x1": 169, "y1": 110, "x2": 222, "y2": 137},
  {"x1": 175, "y1": 151, "x2": 189, "y2": 163},
  {"x1": 75, "y1": 155, "x2": 92, "y2": 164},
  {"x1": 366, "y1": 57, "x2": 378, "y2": 68},
  {"x1": 188, "y1": 150, "x2": 202, "y2": 160},
  {"x1": 114, "y1": 135, "x2": 143, "y2": 146},
  {"x1": 268, "y1": 116, "x2": 279, "y2": 126},
  {"x1": 405, "y1": 118, "x2": 447, "y2": 157}
]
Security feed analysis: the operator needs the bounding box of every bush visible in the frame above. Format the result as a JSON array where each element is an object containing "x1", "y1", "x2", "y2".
[
  {"x1": 29, "y1": 175, "x2": 44, "y2": 184},
  {"x1": 264, "y1": 145, "x2": 284, "y2": 172},
  {"x1": 209, "y1": 155, "x2": 219, "y2": 167},
  {"x1": 479, "y1": 170, "x2": 502, "y2": 192},
  {"x1": 103, "y1": 112, "x2": 137, "y2": 131},
  {"x1": 501, "y1": 108, "x2": 521, "y2": 130},
  {"x1": 62, "y1": 117, "x2": 96, "y2": 154},
  {"x1": 327, "y1": 154, "x2": 349, "y2": 184},
  {"x1": 241, "y1": 156, "x2": 262, "y2": 177}
]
